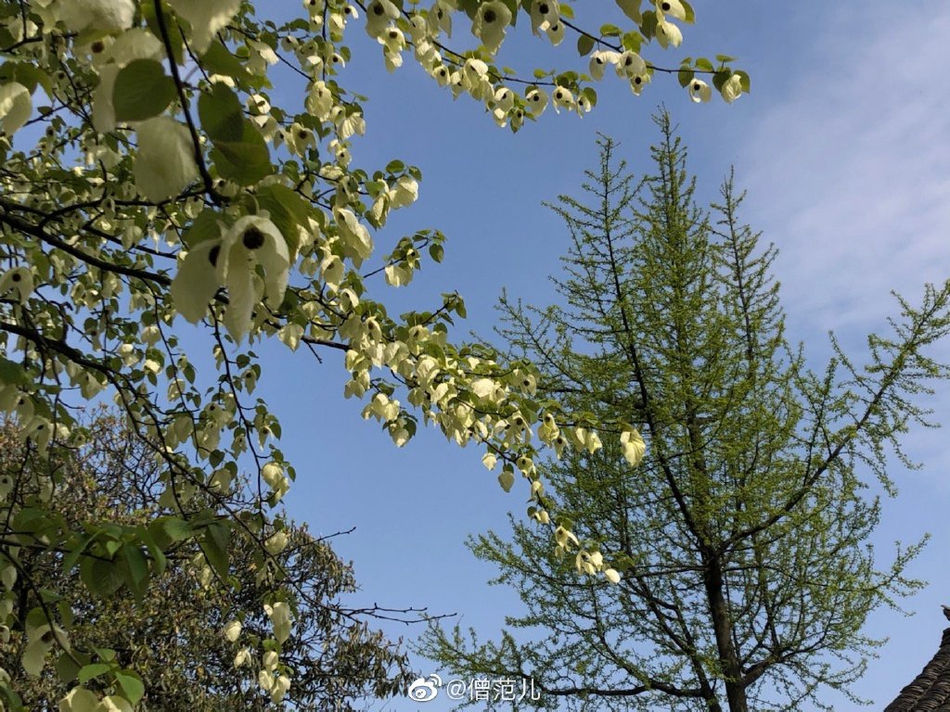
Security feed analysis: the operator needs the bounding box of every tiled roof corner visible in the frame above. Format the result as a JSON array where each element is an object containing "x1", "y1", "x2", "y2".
[{"x1": 884, "y1": 626, "x2": 950, "y2": 711}]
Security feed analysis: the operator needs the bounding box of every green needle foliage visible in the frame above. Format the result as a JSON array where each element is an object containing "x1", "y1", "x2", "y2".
[{"x1": 420, "y1": 114, "x2": 950, "y2": 712}]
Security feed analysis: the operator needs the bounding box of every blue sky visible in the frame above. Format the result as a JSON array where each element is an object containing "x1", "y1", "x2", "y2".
[{"x1": 250, "y1": 2, "x2": 950, "y2": 709}]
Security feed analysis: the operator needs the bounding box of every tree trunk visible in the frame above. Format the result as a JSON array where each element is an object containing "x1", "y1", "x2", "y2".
[{"x1": 704, "y1": 553, "x2": 749, "y2": 712}]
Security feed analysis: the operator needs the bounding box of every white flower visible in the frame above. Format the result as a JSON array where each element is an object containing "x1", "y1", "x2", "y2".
[
  {"x1": 605, "y1": 568, "x2": 622, "y2": 584},
  {"x1": 524, "y1": 88, "x2": 548, "y2": 116},
  {"x1": 170, "y1": 240, "x2": 222, "y2": 323},
  {"x1": 552, "y1": 86, "x2": 574, "y2": 113},
  {"x1": 629, "y1": 72, "x2": 651, "y2": 95},
  {"x1": 264, "y1": 601, "x2": 292, "y2": 644},
  {"x1": 98, "y1": 696, "x2": 133, "y2": 712},
  {"x1": 576, "y1": 549, "x2": 604, "y2": 574},
  {"x1": 655, "y1": 0, "x2": 687, "y2": 21},
  {"x1": 472, "y1": 1, "x2": 511, "y2": 52},
  {"x1": 365, "y1": 0, "x2": 399, "y2": 39},
  {"x1": 530, "y1": 0, "x2": 559, "y2": 35},
  {"x1": 216, "y1": 216, "x2": 291, "y2": 340},
  {"x1": 688, "y1": 78, "x2": 712, "y2": 103},
  {"x1": 544, "y1": 19, "x2": 565, "y2": 45},
  {"x1": 388, "y1": 176, "x2": 419, "y2": 209},
  {"x1": 0, "y1": 266, "x2": 33, "y2": 303},
  {"x1": 333, "y1": 207, "x2": 373, "y2": 265},
  {"x1": 720, "y1": 73, "x2": 744, "y2": 103},
  {"x1": 234, "y1": 647, "x2": 251, "y2": 667},
  {"x1": 554, "y1": 525, "x2": 578, "y2": 551},
  {"x1": 57, "y1": 0, "x2": 134, "y2": 33},
  {"x1": 58, "y1": 687, "x2": 99, "y2": 712},
  {"x1": 589, "y1": 51, "x2": 620, "y2": 81},
  {"x1": 265, "y1": 531, "x2": 289, "y2": 554},
  {"x1": 620, "y1": 427, "x2": 646, "y2": 466},
  {"x1": 133, "y1": 117, "x2": 199, "y2": 203},
  {"x1": 0, "y1": 82, "x2": 31, "y2": 135},
  {"x1": 616, "y1": 51, "x2": 646, "y2": 79},
  {"x1": 223, "y1": 619, "x2": 242, "y2": 642},
  {"x1": 166, "y1": 0, "x2": 242, "y2": 54},
  {"x1": 655, "y1": 16, "x2": 682, "y2": 48},
  {"x1": 427, "y1": 0, "x2": 453, "y2": 37},
  {"x1": 379, "y1": 27, "x2": 406, "y2": 71},
  {"x1": 270, "y1": 675, "x2": 291, "y2": 703},
  {"x1": 171, "y1": 215, "x2": 290, "y2": 340},
  {"x1": 23, "y1": 621, "x2": 67, "y2": 676}
]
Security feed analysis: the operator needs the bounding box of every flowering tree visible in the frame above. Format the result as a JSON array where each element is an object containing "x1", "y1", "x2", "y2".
[{"x1": 0, "y1": 0, "x2": 745, "y2": 708}]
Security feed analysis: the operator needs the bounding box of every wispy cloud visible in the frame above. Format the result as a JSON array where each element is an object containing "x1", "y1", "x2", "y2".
[{"x1": 738, "y1": 4, "x2": 950, "y2": 333}]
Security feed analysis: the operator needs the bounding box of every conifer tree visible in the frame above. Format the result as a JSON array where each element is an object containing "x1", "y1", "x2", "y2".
[{"x1": 421, "y1": 114, "x2": 950, "y2": 712}]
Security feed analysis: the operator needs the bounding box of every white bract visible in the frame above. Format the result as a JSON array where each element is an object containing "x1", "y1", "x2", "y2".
[
  {"x1": 689, "y1": 78, "x2": 712, "y2": 103},
  {"x1": 0, "y1": 83, "x2": 31, "y2": 135},
  {"x1": 166, "y1": 0, "x2": 242, "y2": 54},
  {"x1": 57, "y1": 0, "x2": 135, "y2": 33},
  {"x1": 720, "y1": 73, "x2": 744, "y2": 103}
]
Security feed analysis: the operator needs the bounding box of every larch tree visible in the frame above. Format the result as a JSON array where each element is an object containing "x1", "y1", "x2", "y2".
[
  {"x1": 420, "y1": 117, "x2": 950, "y2": 711},
  {"x1": 0, "y1": 0, "x2": 743, "y2": 708}
]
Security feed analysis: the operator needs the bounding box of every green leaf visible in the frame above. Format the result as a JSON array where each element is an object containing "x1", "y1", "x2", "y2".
[
  {"x1": 79, "y1": 557, "x2": 124, "y2": 599},
  {"x1": 78, "y1": 662, "x2": 112, "y2": 684},
  {"x1": 55, "y1": 651, "x2": 85, "y2": 684},
  {"x1": 209, "y1": 120, "x2": 271, "y2": 186},
  {"x1": 198, "y1": 82, "x2": 244, "y2": 143},
  {"x1": 621, "y1": 31, "x2": 643, "y2": 53},
  {"x1": 200, "y1": 41, "x2": 252, "y2": 82},
  {"x1": 640, "y1": 11, "x2": 657, "y2": 40},
  {"x1": 599, "y1": 23, "x2": 621, "y2": 37},
  {"x1": 715, "y1": 53, "x2": 737, "y2": 63},
  {"x1": 256, "y1": 183, "x2": 311, "y2": 259},
  {"x1": 429, "y1": 243, "x2": 444, "y2": 263},
  {"x1": 152, "y1": 516, "x2": 193, "y2": 545},
  {"x1": 183, "y1": 208, "x2": 223, "y2": 248},
  {"x1": 199, "y1": 520, "x2": 231, "y2": 580},
  {"x1": 0, "y1": 356, "x2": 29, "y2": 386},
  {"x1": 141, "y1": 4, "x2": 183, "y2": 64},
  {"x1": 119, "y1": 544, "x2": 150, "y2": 600},
  {"x1": 678, "y1": 69, "x2": 695, "y2": 88},
  {"x1": 576, "y1": 35, "x2": 595, "y2": 57},
  {"x1": 681, "y1": 0, "x2": 696, "y2": 23},
  {"x1": 695, "y1": 57, "x2": 714, "y2": 72},
  {"x1": 112, "y1": 59, "x2": 177, "y2": 122},
  {"x1": 115, "y1": 670, "x2": 145, "y2": 706}
]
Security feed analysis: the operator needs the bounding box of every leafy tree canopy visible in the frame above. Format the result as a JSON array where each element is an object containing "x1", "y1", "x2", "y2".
[{"x1": 0, "y1": 412, "x2": 414, "y2": 710}]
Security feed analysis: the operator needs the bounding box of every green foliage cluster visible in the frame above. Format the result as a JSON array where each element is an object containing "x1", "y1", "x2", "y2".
[
  {"x1": 0, "y1": 412, "x2": 413, "y2": 710},
  {"x1": 422, "y1": 116, "x2": 950, "y2": 712}
]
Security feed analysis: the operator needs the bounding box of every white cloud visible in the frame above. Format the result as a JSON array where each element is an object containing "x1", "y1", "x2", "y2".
[{"x1": 738, "y1": 4, "x2": 950, "y2": 333}]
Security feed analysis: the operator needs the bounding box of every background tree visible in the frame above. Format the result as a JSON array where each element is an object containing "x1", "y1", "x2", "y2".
[
  {"x1": 0, "y1": 0, "x2": 742, "y2": 705},
  {"x1": 421, "y1": 118, "x2": 950, "y2": 711},
  {"x1": 0, "y1": 411, "x2": 414, "y2": 710}
]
